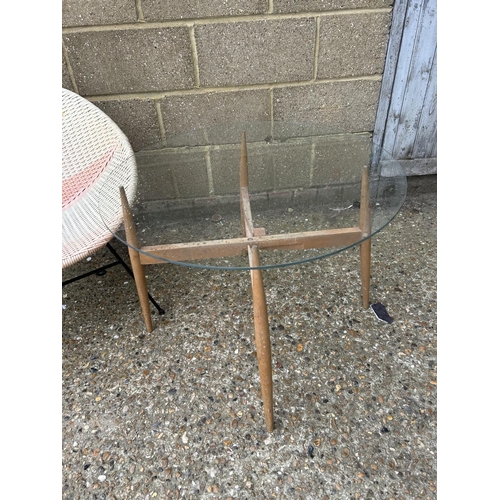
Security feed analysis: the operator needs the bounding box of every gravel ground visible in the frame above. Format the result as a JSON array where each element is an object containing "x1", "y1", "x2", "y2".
[{"x1": 62, "y1": 182, "x2": 437, "y2": 500}]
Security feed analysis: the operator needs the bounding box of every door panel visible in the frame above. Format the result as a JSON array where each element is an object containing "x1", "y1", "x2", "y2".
[{"x1": 373, "y1": 0, "x2": 437, "y2": 175}]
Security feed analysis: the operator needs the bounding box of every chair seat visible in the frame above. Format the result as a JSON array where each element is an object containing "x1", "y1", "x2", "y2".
[{"x1": 62, "y1": 88, "x2": 137, "y2": 269}]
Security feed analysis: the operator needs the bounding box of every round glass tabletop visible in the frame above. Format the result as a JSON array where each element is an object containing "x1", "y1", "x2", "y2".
[{"x1": 97, "y1": 121, "x2": 406, "y2": 271}]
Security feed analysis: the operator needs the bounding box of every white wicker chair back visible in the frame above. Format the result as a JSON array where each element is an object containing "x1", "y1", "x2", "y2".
[{"x1": 62, "y1": 88, "x2": 137, "y2": 268}]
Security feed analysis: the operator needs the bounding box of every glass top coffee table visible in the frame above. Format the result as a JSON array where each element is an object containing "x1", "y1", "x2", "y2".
[{"x1": 97, "y1": 121, "x2": 407, "y2": 431}]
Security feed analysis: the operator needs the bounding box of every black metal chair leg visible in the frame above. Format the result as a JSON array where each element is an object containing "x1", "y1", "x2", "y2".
[
  {"x1": 62, "y1": 261, "x2": 120, "y2": 286},
  {"x1": 105, "y1": 243, "x2": 165, "y2": 315},
  {"x1": 62, "y1": 242, "x2": 165, "y2": 315}
]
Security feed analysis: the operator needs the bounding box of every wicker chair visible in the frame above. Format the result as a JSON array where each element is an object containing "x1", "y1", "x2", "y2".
[
  {"x1": 62, "y1": 87, "x2": 137, "y2": 267},
  {"x1": 62, "y1": 88, "x2": 163, "y2": 316}
]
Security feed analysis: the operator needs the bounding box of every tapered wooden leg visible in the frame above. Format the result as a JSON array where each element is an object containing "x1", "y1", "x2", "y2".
[
  {"x1": 119, "y1": 187, "x2": 153, "y2": 332},
  {"x1": 360, "y1": 239, "x2": 371, "y2": 309},
  {"x1": 248, "y1": 245, "x2": 274, "y2": 432},
  {"x1": 359, "y1": 166, "x2": 371, "y2": 309},
  {"x1": 240, "y1": 132, "x2": 248, "y2": 237}
]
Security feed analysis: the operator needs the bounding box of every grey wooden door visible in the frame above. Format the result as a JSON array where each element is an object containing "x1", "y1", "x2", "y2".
[{"x1": 373, "y1": 0, "x2": 437, "y2": 176}]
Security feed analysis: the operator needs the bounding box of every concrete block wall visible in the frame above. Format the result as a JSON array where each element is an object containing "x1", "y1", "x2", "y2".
[{"x1": 62, "y1": 0, "x2": 394, "y2": 202}]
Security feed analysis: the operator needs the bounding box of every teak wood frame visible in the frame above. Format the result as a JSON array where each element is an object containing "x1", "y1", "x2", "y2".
[{"x1": 119, "y1": 132, "x2": 372, "y2": 432}]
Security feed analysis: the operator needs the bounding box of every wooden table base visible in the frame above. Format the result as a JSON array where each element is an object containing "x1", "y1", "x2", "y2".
[{"x1": 120, "y1": 133, "x2": 372, "y2": 432}]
